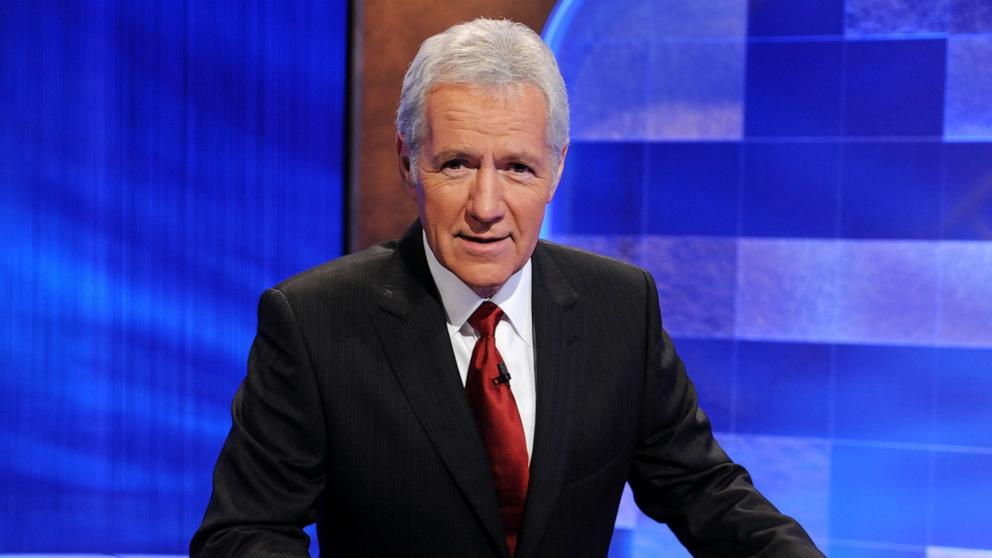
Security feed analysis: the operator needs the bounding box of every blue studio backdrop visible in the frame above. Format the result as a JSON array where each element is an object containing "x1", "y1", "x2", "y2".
[
  {"x1": 544, "y1": 1, "x2": 992, "y2": 557},
  {"x1": 0, "y1": 1, "x2": 347, "y2": 553},
  {"x1": 2, "y1": 0, "x2": 992, "y2": 557}
]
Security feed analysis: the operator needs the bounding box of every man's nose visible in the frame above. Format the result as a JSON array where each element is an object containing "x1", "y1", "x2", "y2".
[{"x1": 467, "y1": 166, "x2": 504, "y2": 224}]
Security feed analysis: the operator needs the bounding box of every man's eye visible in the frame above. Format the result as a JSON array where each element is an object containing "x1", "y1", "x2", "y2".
[
  {"x1": 441, "y1": 160, "x2": 466, "y2": 171},
  {"x1": 509, "y1": 163, "x2": 533, "y2": 174}
]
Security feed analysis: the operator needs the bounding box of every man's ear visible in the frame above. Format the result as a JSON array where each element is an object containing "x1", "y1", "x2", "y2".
[
  {"x1": 547, "y1": 142, "x2": 569, "y2": 202},
  {"x1": 396, "y1": 134, "x2": 417, "y2": 201}
]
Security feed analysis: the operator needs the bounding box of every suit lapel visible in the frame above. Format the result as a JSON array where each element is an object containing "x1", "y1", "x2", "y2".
[
  {"x1": 516, "y1": 242, "x2": 581, "y2": 558},
  {"x1": 371, "y1": 224, "x2": 508, "y2": 555}
]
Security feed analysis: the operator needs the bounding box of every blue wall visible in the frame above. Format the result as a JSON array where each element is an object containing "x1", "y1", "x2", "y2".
[
  {"x1": 3, "y1": 1, "x2": 990, "y2": 555},
  {"x1": 0, "y1": 1, "x2": 347, "y2": 552},
  {"x1": 545, "y1": 1, "x2": 992, "y2": 557}
]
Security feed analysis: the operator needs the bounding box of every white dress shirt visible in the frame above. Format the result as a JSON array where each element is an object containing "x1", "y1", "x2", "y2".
[{"x1": 422, "y1": 233, "x2": 536, "y2": 461}]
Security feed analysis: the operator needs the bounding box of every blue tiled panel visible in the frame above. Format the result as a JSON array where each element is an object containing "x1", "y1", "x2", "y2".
[
  {"x1": 844, "y1": 0, "x2": 950, "y2": 36},
  {"x1": 644, "y1": 41, "x2": 746, "y2": 140},
  {"x1": 735, "y1": 239, "x2": 987, "y2": 348},
  {"x1": 735, "y1": 341, "x2": 831, "y2": 436},
  {"x1": 631, "y1": 518, "x2": 692, "y2": 558},
  {"x1": 927, "y1": 550, "x2": 992, "y2": 558},
  {"x1": 833, "y1": 344, "x2": 935, "y2": 443},
  {"x1": 832, "y1": 240, "x2": 940, "y2": 345},
  {"x1": 735, "y1": 238, "x2": 839, "y2": 343},
  {"x1": 554, "y1": 142, "x2": 645, "y2": 234},
  {"x1": 670, "y1": 337, "x2": 735, "y2": 433},
  {"x1": 840, "y1": 142, "x2": 942, "y2": 239},
  {"x1": 553, "y1": 237, "x2": 967, "y2": 349},
  {"x1": 945, "y1": 37, "x2": 992, "y2": 140},
  {"x1": 829, "y1": 445, "x2": 931, "y2": 545},
  {"x1": 557, "y1": 42, "x2": 650, "y2": 140},
  {"x1": 950, "y1": 0, "x2": 992, "y2": 33},
  {"x1": 646, "y1": 0, "x2": 747, "y2": 39},
  {"x1": 843, "y1": 39, "x2": 946, "y2": 137},
  {"x1": 931, "y1": 452, "x2": 992, "y2": 548},
  {"x1": 741, "y1": 142, "x2": 841, "y2": 237},
  {"x1": 936, "y1": 242, "x2": 992, "y2": 348},
  {"x1": 552, "y1": 0, "x2": 658, "y2": 43},
  {"x1": 644, "y1": 143, "x2": 740, "y2": 236},
  {"x1": 829, "y1": 546, "x2": 925, "y2": 558},
  {"x1": 747, "y1": 0, "x2": 844, "y2": 37},
  {"x1": 541, "y1": 3, "x2": 992, "y2": 557},
  {"x1": 608, "y1": 527, "x2": 634, "y2": 558},
  {"x1": 639, "y1": 236, "x2": 738, "y2": 338},
  {"x1": 614, "y1": 484, "x2": 638, "y2": 531},
  {"x1": 744, "y1": 41, "x2": 844, "y2": 137},
  {"x1": 718, "y1": 434, "x2": 830, "y2": 545},
  {"x1": 942, "y1": 143, "x2": 992, "y2": 240},
  {"x1": 934, "y1": 347, "x2": 992, "y2": 447},
  {"x1": 548, "y1": 236, "x2": 738, "y2": 340},
  {"x1": 549, "y1": 235, "x2": 641, "y2": 265},
  {"x1": 551, "y1": 0, "x2": 746, "y2": 43}
]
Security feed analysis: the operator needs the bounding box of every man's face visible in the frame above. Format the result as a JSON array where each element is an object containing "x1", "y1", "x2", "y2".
[{"x1": 398, "y1": 83, "x2": 567, "y2": 298}]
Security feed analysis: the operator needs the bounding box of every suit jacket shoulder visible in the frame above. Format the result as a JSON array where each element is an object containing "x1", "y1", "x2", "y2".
[{"x1": 271, "y1": 238, "x2": 397, "y2": 311}]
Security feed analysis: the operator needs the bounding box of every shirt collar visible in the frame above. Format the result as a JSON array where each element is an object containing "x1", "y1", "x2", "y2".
[{"x1": 422, "y1": 231, "x2": 533, "y2": 347}]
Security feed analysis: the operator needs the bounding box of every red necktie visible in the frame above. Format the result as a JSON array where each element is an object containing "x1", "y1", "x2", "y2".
[{"x1": 466, "y1": 302, "x2": 529, "y2": 557}]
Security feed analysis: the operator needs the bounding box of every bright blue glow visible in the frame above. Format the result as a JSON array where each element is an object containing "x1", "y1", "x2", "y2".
[
  {"x1": 554, "y1": 236, "x2": 992, "y2": 349},
  {"x1": 844, "y1": 0, "x2": 951, "y2": 36},
  {"x1": 0, "y1": 1, "x2": 346, "y2": 554},
  {"x1": 945, "y1": 36, "x2": 992, "y2": 140},
  {"x1": 830, "y1": 445, "x2": 930, "y2": 545},
  {"x1": 932, "y1": 452, "x2": 992, "y2": 548},
  {"x1": 934, "y1": 348, "x2": 992, "y2": 447},
  {"x1": 833, "y1": 345, "x2": 936, "y2": 443},
  {"x1": 942, "y1": 143, "x2": 992, "y2": 239},
  {"x1": 542, "y1": 0, "x2": 582, "y2": 53},
  {"x1": 844, "y1": 0, "x2": 992, "y2": 36},
  {"x1": 720, "y1": 434, "x2": 831, "y2": 542},
  {"x1": 545, "y1": 0, "x2": 992, "y2": 556},
  {"x1": 951, "y1": 0, "x2": 992, "y2": 33}
]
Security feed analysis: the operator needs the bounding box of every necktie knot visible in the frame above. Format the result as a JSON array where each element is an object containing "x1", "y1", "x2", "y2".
[{"x1": 468, "y1": 301, "x2": 503, "y2": 338}]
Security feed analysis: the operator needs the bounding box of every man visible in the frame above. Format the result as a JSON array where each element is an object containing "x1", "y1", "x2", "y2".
[{"x1": 192, "y1": 18, "x2": 824, "y2": 558}]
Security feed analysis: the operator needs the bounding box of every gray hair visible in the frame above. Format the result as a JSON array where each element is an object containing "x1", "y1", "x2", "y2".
[{"x1": 396, "y1": 18, "x2": 569, "y2": 170}]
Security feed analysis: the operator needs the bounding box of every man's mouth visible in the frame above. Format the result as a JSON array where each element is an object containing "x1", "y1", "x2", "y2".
[{"x1": 458, "y1": 233, "x2": 509, "y2": 244}]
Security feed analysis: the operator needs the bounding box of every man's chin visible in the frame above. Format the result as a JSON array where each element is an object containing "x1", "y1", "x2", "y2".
[
  {"x1": 454, "y1": 270, "x2": 509, "y2": 299},
  {"x1": 462, "y1": 276, "x2": 504, "y2": 298}
]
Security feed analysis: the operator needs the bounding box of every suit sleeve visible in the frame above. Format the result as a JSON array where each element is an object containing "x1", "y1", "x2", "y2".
[
  {"x1": 627, "y1": 271, "x2": 825, "y2": 557},
  {"x1": 190, "y1": 288, "x2": 326, "y2": 557}
]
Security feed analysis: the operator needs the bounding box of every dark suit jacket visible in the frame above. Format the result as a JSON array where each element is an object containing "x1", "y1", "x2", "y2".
[{"x1": 191, "y1": 223, "x2": 824, "y2": 557}]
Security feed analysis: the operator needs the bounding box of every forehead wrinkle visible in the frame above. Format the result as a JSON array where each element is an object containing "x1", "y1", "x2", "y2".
[
  {"x1": 434, "y1": 109, "x2": 543, "y2": 138},
  {"x1": 428, "y1": 84, "x2": 547, "y2": 127},
  {"x1": 422, "y1": 84, "x2": 551, "y2": 166},
  {"x1": 428, "y1": 108, "x2": 547, "y2": 146}
]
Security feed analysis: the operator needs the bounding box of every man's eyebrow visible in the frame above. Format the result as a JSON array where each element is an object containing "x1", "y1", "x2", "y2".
[
  {"x1": 431, "y1": 149, "x2": 476, "y2": 162},
  {"x1": 500, "y1": 151, "x2": 542, "y2": 164}
]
